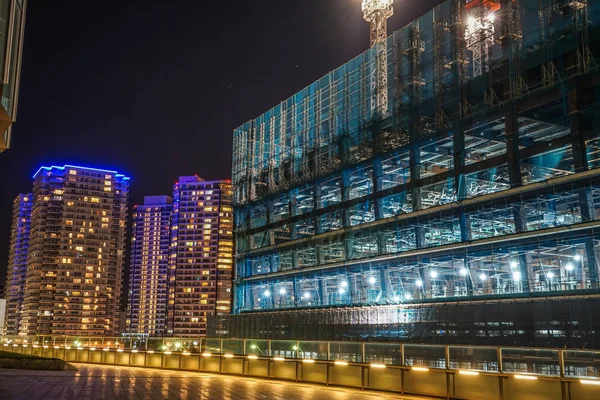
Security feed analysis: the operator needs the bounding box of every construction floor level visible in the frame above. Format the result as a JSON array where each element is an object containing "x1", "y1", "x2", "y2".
[{"x1": 219, "y1": 0, "x2": 600, "y2": 346}]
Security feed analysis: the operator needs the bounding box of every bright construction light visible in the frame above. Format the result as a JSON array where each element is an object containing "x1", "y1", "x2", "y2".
[
  {"x1": 340, "y1": 281, "x2": 348, "y2": 288},
  {"x1": 248, "y1": 355, "x2": 258, "y2": 360},
  {"x1": 405, "y1": 293, "x2": 412, "y2": 300},
  {"x1": 581, "y1": 379, "x2": 600, "y2": 386},
  {"x1": 174, "y1": 342, "x2": 181, "y2": 348},
  {"x1": 393, "y1": 295, "x2": 401, "y2": 302},
  {"x1": 514, "y1": 374, "x2": 538, "y2": 380},
  {"x1": 430, "y1": 271, "x2": 438, "y2": 279},
  {"x1": 263, "y1": 290, "x2": 271, "y2": 297},
  {"x1": 303, "y1": 359, "x2": 315, "y2": 363},
  {"x1": 274, "y1": 357, "x2": 285, "y2": 361},
  {"x1": 459, "y1": 370, "x2": 480, "y2": 376},
  {"x1": 416, "y1": 280, "x2": 423, "y2": 287},
  {"x1": 512, "y1": 271, "x2": 521, "y2": 281},
  {"x1": 565, "y1": 263, "x2": 575, "y2": 272},
  {"x1": 279, "y1": 288, "x2": 286, "y2": 295},
  {"x1": 250, "y1": 345, "x2": 257, "y2": 349},
  {"x1": 371, "y1": 364, "x2": 387, "y2": 369},
  {"x1": 467, "y1": 16, "x2": 476, "y2": 26},
  {"x1": 574, "y1": 254, "x2": 582, "y2": 262},
  {"x1": 479, "y1": 273, "x2": 487, "y2": 281},
  {"x1": 412, "y1": 367, "x2": 429, "y2": 372},
  {"x1": 487, "y1": 13, "x2": 495, "y2": 23},
  {"x1": 547, "y1": 272, "x2": 555, "y2": 279},
  {"x1": 339, "y1": 288, "x2": 346, "y2": 295},
  {"x1": 302, "y1": 292, "x2": 311, "y2": 299},
  {"x1": 459, "y1": 268, "x2": 468, "y2": 276},
  {"x1": 369, "y1": 276, "x2": 376, "y2": 285},
  {"x1": 335, "y1": 361, "x2": 349, "y2": 366},
  {"x1": 510, "y1": 261, "x2": 519, "y2": 269},
  {"x1": 202, "y1": 352, "x2": 212, "y2": 357}
]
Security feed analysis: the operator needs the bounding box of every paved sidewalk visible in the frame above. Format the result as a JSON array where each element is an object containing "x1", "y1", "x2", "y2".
[{"x1": 0, "y1": 364, "x2": 435, "y2": 400}]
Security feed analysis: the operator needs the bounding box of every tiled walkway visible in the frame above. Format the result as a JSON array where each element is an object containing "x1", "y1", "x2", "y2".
[{"x1": 0, "y1": 364, "x2": 435, "y2": 400}]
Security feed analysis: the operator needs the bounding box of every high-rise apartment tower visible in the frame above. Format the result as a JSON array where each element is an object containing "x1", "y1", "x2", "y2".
[
  {"x1": 126, "y1": 196, "x2": 172, "y2": 336},
  {"x1": 2, "y1": 193, "x2": 31, "y2": 335},
  {"x1": 17, "y1": 165, "x2": 129, "y2": 336},
  {"x1": 167, "y1": 177, "x2": 233, "y2": 336}
]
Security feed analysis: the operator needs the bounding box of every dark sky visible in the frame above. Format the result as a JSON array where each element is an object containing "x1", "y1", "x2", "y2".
[{"x1": 0, "y1": 0, "x2": 440, "y2": 285}]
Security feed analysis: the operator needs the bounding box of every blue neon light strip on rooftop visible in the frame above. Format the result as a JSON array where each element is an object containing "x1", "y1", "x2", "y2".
[{"x1": 32, "y1": 164, "x2": 130, "y2": 180}]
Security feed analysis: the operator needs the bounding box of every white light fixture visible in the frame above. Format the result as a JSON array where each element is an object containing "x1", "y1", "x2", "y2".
[
  {"x1": 565, "y1": 263, "x2": 575, "y2": 272},
  {"x1": 263, "y1": 290, "x2": 271, "y2": 297},
  {"x1": 574, "y1": 254, "x2": 582, "y2": 262},
  {"x1": 371, "y1": 363, "x2": 386, "y2": 369},
  {"x1": 512, "y1": 271, "x2": 521, "y2": 281},
  {"x1": 273, "y1": 357, "x2": 285, "y2": 361},
  {"x1": 182, "y1": 351, "x2": 191, "y2": 356},
  {"x1": 581, "y1": 379, "x2": 600, "y2": 386},
  {"x1": 247, "y1": 355, "x2": 258, "y2": 360},
  {"x1": 340, "y1": 281, "x2": 348, "y2": 288},
  {"x1": 459, "y1": 268, "x2": 468, "y2": 276},
  {"x1": 302, "y1": 292, "x2": 311, "y2": 299},
  {"x1": 487, "y1": 13, "x2": 495, "y2": 23},
  {"x1": 467, "y1": 16, "x2": 476, "y2": 26},
  {"x1": 335, "y1": 361, "x2": 349, "y2": 366},
  {"x1": 514, "y1": 374, "x2": 538, "y2": 380},
  {"x1": 430, "y1": 271, "x2": 438, "y2": 279},
  {"x1": 546, "y1": 272, "x2": 555, "y2": 279},
  {"x1": 202, "y1": 352, "x2": 212, "y2": 357},
  {"x1": 412, "y1": 367, "x2": 429, "y2": 372},
  {"x1": 279, "y1": 288, "x2": 286, "y2": 295},
  {"x1": 224, "y1": 354, "x2": 234, "y2": 358},
  {"x1": 302, "y1": 359, "x2": 315, "y2": 363},
  {"x1": 459, "y1": 370, "x2": 480, "y2": 376},
  {"x1": 369, "y1": 276, "x2": 376, "y2": 285},
  {"x1": 339, "y1": 288, "x2": 346, "y2": 295},
  {"x1": 416, "y1": 280, "x2": 423, "y2": 287},
  {"x1": 479, "y1": 273, "x2": 487, "y2": 281}
]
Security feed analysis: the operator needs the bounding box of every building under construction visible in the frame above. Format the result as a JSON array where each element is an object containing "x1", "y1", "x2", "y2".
[{"x1": 215, "y1": 0, "x2": 600, "y2": 347}]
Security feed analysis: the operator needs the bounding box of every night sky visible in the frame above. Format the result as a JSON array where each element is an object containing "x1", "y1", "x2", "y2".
[{"x1": 0, "y1": 0, "x2": 440, "y2": 286}]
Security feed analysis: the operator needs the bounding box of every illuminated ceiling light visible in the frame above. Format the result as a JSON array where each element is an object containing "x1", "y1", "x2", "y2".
[
  {"x1": 247, "y1": 355, "x2": 258, "y2": 360},
  {"x1": 369, "y1": 276, "x2": 376, "y2": 285},
  {"x1": 512, "y1": 271, "x2": 521, "y2": 281},
  {"x1": 202, "y1": 352, "x2": 212, "y2": 357},
  {"x1": 131, "y1": 349, "x2": 138, "y2": 353},
  {"x1": 279, "y1": 288, "x2": 286, "y2": 295},
  {"x1": 514, "y1": 374, "x2": 538, "y2": 380},
  {"x1": 416, "y1": 280, "x2": 423, "y2": 287},
  {"x1": 224, "y1": 354, "x2": 234, "y2": 358},
  {"x1": 273, "y1": 357, "x2": 285, "y2": 361},
  {"x1": 581, "y1": 379, "x2": 600, "y2": 385},
  {"x1": 147, "y1": 350, "x2": 155, "y2": 354},
  {"x1": 574, "y1": 254, "x2": 582, "y2": 262},
  {"x1": 459, "y1": 268, "x2": 468, "y2": 276},
  {"x1": 163, "y1": 351, "x2": 172, "y2": 355},
  {"x1": 412, "y1": 367, "x2": 429, "y2": 372},
  {"x1": 90, "y1": 348, "x2": 96, "y2": 351},
  {"x1": 459, "y1": 370, "x2": 479, "y2": 376},
  {"x1": 565, "y1": 263, "x2": 575, "y2": 272},
  {"x1": 335, "y1": 361, "x2": 349, "y2": 366},
  {"x1": 479, "y1": 273, "x2": 487, "y2": 281},
  {"x1": 430, "y1": 271, "x2": 438, "y2": 279},
  {"x1": 371, "y1": 363, "x2": 387, "y2": 369},
  {"x1": 302, "y1": 359, "x2": 315, "y2": 363},
  {"x1": 182, "y1": 352, "x2": 191, "y2": 356}
]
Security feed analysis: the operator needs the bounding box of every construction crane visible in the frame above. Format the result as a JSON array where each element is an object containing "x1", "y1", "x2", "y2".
[
  {"x1": 465, "y1": 0, "x2": 500, "y2": 78},
  {"x1": 362, "y1": 0, "x2": 394, "y2": 117}
]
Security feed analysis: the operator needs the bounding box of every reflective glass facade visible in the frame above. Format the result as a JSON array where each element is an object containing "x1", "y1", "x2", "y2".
[{"x1": 226, "y1": 0, "x2": 600, "y2": 344}]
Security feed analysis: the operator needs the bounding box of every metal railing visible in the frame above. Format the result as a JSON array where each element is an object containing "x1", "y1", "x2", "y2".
[{"x1": 2, "y1": 336, "x2": 600, "y2": 399}]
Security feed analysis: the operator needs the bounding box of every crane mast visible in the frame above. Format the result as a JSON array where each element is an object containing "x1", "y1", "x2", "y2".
[{"x1": 362, "y1": 0, "x2": 394, "y2": 117}]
